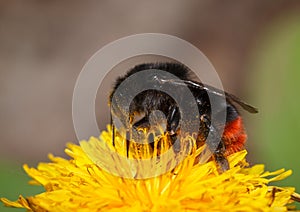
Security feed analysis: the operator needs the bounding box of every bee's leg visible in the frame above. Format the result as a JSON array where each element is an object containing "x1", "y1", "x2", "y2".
[
  {"x1": 200, "y1": 115, "x2": 229, "y2": 172},
  {"x1": 166, "y1": 106, "x2": 180, "y2": 135},
  {"x1": 208, "y1": 136, "x2": 230, "y2": 172},
  {"x1": 166, "y1": 106, "x2": 181, "y2": 152},
  {"x1": 110, "y1": 104, "x2": 126, "y2": 148},
  {"x1": 125, "y1": 115, "x2": 134, "y2": 158},
  {"x1": 214, "y1": 141, "x2": 230, "y2": 172}
]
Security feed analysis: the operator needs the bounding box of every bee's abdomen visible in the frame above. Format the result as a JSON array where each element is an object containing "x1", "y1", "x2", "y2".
[{"x1": 222, "y1": 116, "x2": 247, "y2": 156}]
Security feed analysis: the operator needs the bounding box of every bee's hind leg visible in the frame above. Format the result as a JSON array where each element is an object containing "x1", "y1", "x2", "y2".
[
  {"x1": 214, "y1": 141, "x2": 230, "y2": 172},
  {"x1": 200, "y1": 115, "x2": 229, "y2": 172}
]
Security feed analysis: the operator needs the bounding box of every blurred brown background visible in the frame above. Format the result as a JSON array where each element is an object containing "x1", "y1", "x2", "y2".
[
  {"x1": 0, "y1": 0, "x2": 296, "y2": 160},
  {"x1": 1, "y1": 1, "x2": 300, "y2": 208}
]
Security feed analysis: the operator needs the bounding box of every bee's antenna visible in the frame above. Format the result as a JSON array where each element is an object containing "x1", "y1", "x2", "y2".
[
  {"x1": 110, "y1": 106, "x2": 115, "y2": 147},
  {"x1": 126, "y1": 130, "x2": 130, "y2": 157}
]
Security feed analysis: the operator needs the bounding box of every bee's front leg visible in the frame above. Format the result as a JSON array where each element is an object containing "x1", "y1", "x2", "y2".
[{"x1": 166, "y1": 106, "x2": 181, "y2": 152}]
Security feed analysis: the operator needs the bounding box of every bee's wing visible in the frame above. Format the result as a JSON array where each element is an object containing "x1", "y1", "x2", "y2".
[
  {"x1": 223, "y1": 91, "x2": 258, "y2": 113},
  {"x1": 156, "y1": 78, "x2": 258, "y2": 114}
]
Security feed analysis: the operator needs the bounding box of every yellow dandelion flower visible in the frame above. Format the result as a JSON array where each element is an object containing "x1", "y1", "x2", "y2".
[{"x1": 1, "y1": 126, "x2": 300, "y2": 211}]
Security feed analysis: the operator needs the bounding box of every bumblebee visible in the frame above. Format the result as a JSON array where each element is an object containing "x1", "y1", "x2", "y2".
[{"x1": 109, "y1": 62, "x2": 258, "y2": 171}]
